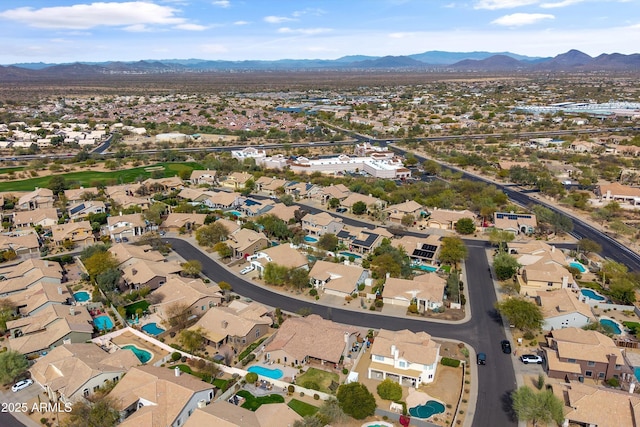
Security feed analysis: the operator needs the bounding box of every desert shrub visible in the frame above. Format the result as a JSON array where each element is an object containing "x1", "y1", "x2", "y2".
[
  {"x1": 441, "y1": 357, "x2": 461, "y2": 368},
  {"x1": 171, "y1": 352, "x2": 181, "y2": 362}
]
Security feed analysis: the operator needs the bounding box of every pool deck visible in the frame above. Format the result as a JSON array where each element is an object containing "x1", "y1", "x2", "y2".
[
  {"x1": 405, "y1": 387, "x2": 443, "y2": 409},
  {"x1": 111, "y1": 331, "x2": 168, "y2": 365},
  {"x1": 249, "y1": 361, "x2": 298, "y2": 382}
]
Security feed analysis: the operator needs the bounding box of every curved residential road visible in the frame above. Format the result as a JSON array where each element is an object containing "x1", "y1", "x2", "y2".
[{"x1": 167, "y1": 238, "x2": 517, "y2": 427}]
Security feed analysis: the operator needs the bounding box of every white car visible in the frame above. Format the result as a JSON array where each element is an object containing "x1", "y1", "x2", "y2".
[
  {"x1": 240, "y1": 266, "x2": 254, "y2": 275},
  {"x1": 520, "y1": 354, "x2": 543, "y2": 364},
  {"x1": 12, "y1": 379, "x2": 33, "y2": 393}
]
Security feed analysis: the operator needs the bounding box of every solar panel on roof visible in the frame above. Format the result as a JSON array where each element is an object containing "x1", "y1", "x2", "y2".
[
  {"x1": 421, "y1": 244, "x2": 438, "y2": 252},
  {"x1": 413, "y1": 249, "x2": 435, "y2": 259},
  {"x1": 69, "y1": 203, "x2": 85, "y2": 215}
]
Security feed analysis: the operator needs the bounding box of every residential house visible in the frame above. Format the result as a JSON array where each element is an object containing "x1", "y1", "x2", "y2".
[
  {"x1": 120, "y1": 259, "x2": 182, "y2": 291},
  {"x1": 264, "y1": 314, "x2": 362, "y2": 366},
  {"x1": 537, "y1": 288, "x2": 595, "y2": 331},
  {"x1": 161, "y1": 213, "x2": 207, "y2": 233},
  {"x1": 519, "y1": 259, "x2": 575, "y2": 297},
  {"x1": 105, "y1": 213, "x2": 147, "y2": 241},
  {"x1": 310, "y1": 183, "x2": 351, "y2": 204},
  {"x1": 595, "y1": 182, "x2": 640, "y2": 206},
  {"x1": 220, "y1": 172, "x2": 253, "y2": 191},
  {"x1": 231, "y1": 147, "x2": 266, "y2": 162},
  {"x1": 52, "y1": 221, "x2": 95, "y2": 248},
  {"x1": 149, "y1": 276, "x2": 224, "y2": 322},
  {"x1": 382, "y1": 274, "x2": 446, "y2": 312},
  {"x1": 240, "y1": 198, "x2": 275, "y2": 217},
  {"x1": 110, "y1": 366, "x2": 214, "y2": 427},
  {"x1": 105, "y1": 184, "x2": 150, "y2": 211},
  {"x1": 301, "y1": 212, "x2": 343, "y2": 237},
  {"x1": 67, "y1": 201, "x2": 106, "y2": 221},
  {"x1": 308, "y1": 260, "x2": 368, "y2": 297},
  {"x1": 64, "y1": 187, "x2": 99, "y2": 204},
  {"x1": 203, "y1": 191, "x2": 244, "y2": 210},
  {"x1": 13, "y1": 208, "x2": 59, "y2": 229},
  {"x1": 142, "y1": 176, "x2": 184, "y2": 193},
  {"x1": 9, "y1": 281, "x2": 73, "y2": 316},
  {"x1": 340, "y1": 193, "x2": 386, "y2": 213},
  {"x1": 392, "y1": 235, "x2": 441, "y2": 266},
  {"x1": 214, "y1": 218, "x2": 241, "y2": 236},
  {"x1": 0, "y1": 233, "x2": 40, "y2": 258},
  {"x1": 339, "y1": 227, "x2": 393, "y2": 255},
  {"x1": 17, "y1": 188, "x2": 55, "y2": 210},
  {"x1": 368, "y1": 329, "x2": 440, "y2": 386},
  {"x1": 384, "y1": 200, "x2": 424, "y2": 224},
  {"x1": 254, "y1": 176, "x2": 287, "y2": 195},
  {"x1": 0, "y1": 259, "x2": 63, "y2": 297},
  {"x1": 7, "y1": 304, "x2": 94, "y2": 356},
  {"x1": 177, "y1": 188, "x2": 210, "y2": 203},
  {"x1": 284, "y1": 182, "x2": 316, "y2": 199},
  {"x1": 30, "y1": 343, "x2": 139, "y2": 404},
  {"x1": 184, "y1": 401, "x2": 302, "y2": 427},
  {"x1": 493, "y1": 212, "x2": 537, "y2": 235},
  {"x1": 190, "y1": 169, "x2": 217, "y2": 186},
  {"x1": 260, "y1": 203, "x2": 299, "y2": 223},
  {"x1": 424, "y1": 208, "x2": 476, "y2": 230},
  {"x1": 249, "y1": 244, "x2": 308, "y2": 275},
  {"x1": 188, "y1": 301, "x2": 271, "y2": 351},
  {"x1": 108, "y1": 243, "x2": 165, "y2": 268},
  {"x1": 569, "y1": 140, "x2": 598, "y2": 153},
  {"x1": 544, "y1": 327, "x2": 633, "y2": 382},
  {"x1": 226, "y1": 228, "x2": 269, "y2": 259},
  {"x1": 509, "y1": 241, "x2": 567, "y2": 267}
]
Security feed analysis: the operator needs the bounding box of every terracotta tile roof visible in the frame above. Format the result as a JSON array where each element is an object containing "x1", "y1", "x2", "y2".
[
  {"x1": 559, "y1": 382, "x2": 640, "y2": 427},
  {"x1": 254, "y1": 244, "x2": 308, "y2": 270},
  {"x1": 309, "y1": 260, "x2": 366, "y2": 294},
  {"x1": 370, "y1": 329, "x2": 440, "y2": 366},
  {"x1": 538, "y1": 289, "x2": 595, "y2": 323},
  {"x1": 189, "y1": 301, "x2": 271, "y2": 343},
  {"x1": 383, "y1": 274, "x2": 445, "y2": 304},
  {"x1": 109, "y1": 243, "x2": 164, "y2": 265}
]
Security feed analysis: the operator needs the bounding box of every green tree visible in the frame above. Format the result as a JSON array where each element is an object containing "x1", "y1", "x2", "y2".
[
  {"x1": 0, "y1": 350, "x2": 28, "y2": 383},
  {"x1": 165, "y1": 302, "x2": 192, "y2": 329},
  {"x1": 328, "y1": 197, "x2": 340, "y2": 209},
  {"x1": 83, "y1": 251, "x2": 118, "y2": 279},
  {"x1": 256, "y1": 214, "x2": 292, "y2": 240},
  {"x1": 439, "y1": 236, "x2": 468, "y2": 268},
  {"x1": 455, "y1": 217, "x2": 476, "y2": 235},
  {"x1": 0, "y1": 299, "x2": 17, "y2": 333},
  {"x1": 493, "y1": 252, "x2": 520, "y2": 280},
  {"x1": 195, "y1": 222, "x2": 229, "y2": 247},
  {"x1": 316, "y1": 398, "x2": 348, "y2": 426},
  {"x1": 179, "y1": 328, "x2": 205, "y2": 354},
  {"x1": 376, "y1": 378, "x2": 402, "y2": 401},
  {"x1": 317, "y1": 233, "x2": 338, "y2": 251},
  {"x1": 577, "y1": 239, "x2": 602, "y2": 255},
  {"x1": 264, "y1": 263, "x2": 289, "y2": 286},
  {"x1": 400, "y1": 213, "x2": 415, "y2": 227},
  {"x1": 287, "y1": 268, "x2": 310, "y2": 290},
  {"x1": 280, "y1": 194, "x2": 295, "y2": 206},
  {"x1": 95, "y1": 268, "x2": 121, "y2": 293},
  {"x1": 245, "y1": 372, "x2": 258, "y2": 384},
  {"x1": 47, "y1": 175, "x2": 68, "y2": 194},
  {"x1": 511, "y1": 386, "x2": 564, "y2": 427},
  {"x1": 182, "y1": 259, "x2": 202, "y2": 277},
  {"x1": 213, "y1": 242, "x2": 233, "y2": 258},
  {"x1": 336, "y1": 382, "x2": 376, "y2": 420},
  {"x1": 609, "y1": 276, "x2": 636, "y2": 304},
  {"x1": 489, "y1": 228, "x2": 515, "y2": 252},
  {"x1": 352, "y1": 201, "x2": 367, "y2": 215},
  {"x1": 65, "y1": 395, "x2": 120, "y2": 427},
  {"x1": 496, "y1": 298, "x2": 543, "y2": 332},
  {"x1": 144, "y1": 202, "x2": 166, "y2": 226}
]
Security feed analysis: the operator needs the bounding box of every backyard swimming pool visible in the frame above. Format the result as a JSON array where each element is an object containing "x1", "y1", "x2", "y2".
[
  {"x1": 93, "y1": 315, "x2": 114, "y2": 331},
  {"x1": 303, "y1": 236, "x2": 318, "y2": 243},
  {"x1": 600, "y1": 318, "x2": 622, "y2": 335},
  {"x1": 409, "y1": 400, "x2": 445, "y2": 419},
  {"x1": 141, "y1": 322, "x2": 165, "y2": 336},
  {"x1": 569, "y1": 262, "x2": 587, "y2": 273},
  {"x1": 412, "y1": 265, "x2": 438, "y2": 272},
  {"x1": 121, "y1": 344, "x2": 152, "y2": 363},
  {"x1": 339, "y1": 251, "x2": 362, "y2": 259},
  {"x1": 73, "y1": 291, "x2": 90, "y2": 302},
  {"x1": 247, "y1": 365, "x2": 284, "y2": 380},
  {"x1": 580, "y1": 288, "x2": 606, "y2": 302},
  {"x1": 228, "y1": 210, "x2": 243, "y2": 217}
]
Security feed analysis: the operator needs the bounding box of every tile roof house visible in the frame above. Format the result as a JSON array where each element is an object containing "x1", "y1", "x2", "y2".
[
  {"x1": 424, "y1": 208, "x2": 476, "y2": 230},
  {"x1": 7, "y1": 304, "x2": 94, "y2": 356},
  {"x1": 339, "y1": 227, "x2": 393, "y2": 255},
  {"x1": 8, "y1": 281, "x2": 73, "y2": 316},
  {"x1": 190, "y1": 169, "x2": 217, "y2": 186},
  {"x1": 105, "y1": 213, "x2": 147, "y2": 240},
  {"x1": 264, "y1": 314, "x2": 362, "y2": 366},
  {"x1": 188, "y1": 301, "x2": 271, "y2": 350},
  {"x1": 64, "y1": 187, "x2": 99, "y2": 204},
  {"x1": 308, "y1": 260, "x2": 368, "y2": 297},
  {"x1": 284, "y1": 181, "x2": 316, "y2": 199},
  {"x1": 220, "y1": 172, "x2": 254, "y2": 191},
  {"x1": 301, "y1": 211, "x2": 343, "y2": 237},
  {"x1": 595, "y1": 182, "x2": 640, "y2": 206},
  {"x1": 309, "y1": 183, "x2": 351, "y2": 204},
  {"x1": 392, "y1": 235, "x2": 441, "y2": 266},
  {"x1": 382, "y1": 274, "x2": 446, "y2": 312},
  {"x1": 17, "y1": 188, "x2": 55, "y2": 210},
  {"x1": 142, "y1": 176, "x2": 185, "y2": 193},
  {"x1": 110, "y1": 365, "x2": 215, "y2": 427},
  {"x1": 0, "y1": 233, "x2": 40, "y2": 258},
  {"x1": 120, "y1": 259, "x2": 182, "y2": 291},
  {"x1": 184, "y1": 401, "x2": 302, "y2": 427},
  {"x1": 68, "y1": 200, "x2": 106, "y2": 221},
  {"x1": 202, "y1": 191, "x2": 244, "y2": 209},
  {"x1": 227, "y1": 228, "x2": 269, "y2": 259},
  {"x1": 0, "y1": 259, "x2": 63, "y2": 297},
  {"x1": 161, "y1": 213, "x2": 207, "y2": 232},
  {"x1": 52, "y1": 221, "x2": 95, "y2": 248},
  {"x1": 13, "y1": 207, "x2": 59, "y2": 229},
  {"x1": 493, "y1": 211, "x2": 537, "y2": 235},
  {"x1": 543, "y1": 327, "x2": 633, "y2": 382},
  {"x1": 249, "y1": 244, "x2": 309, "y2": 274},
  {"x1": 108, "y1": 243, "x2": 165, "y2": 267},
  {"x1": 30, "y1": 343, "x2": 139, "y2": 404},
  {"x1": 149, "y1": 276, "x2": 224, "y2": 322},
  {"x1": 254, "y1": 176, "x2": 287, "y2": 195},
  {"x1": 537, "y1": 288, "x2": 595, "y2": 331},
  {"x1": 368, "y1": 329, "x2": 441, "y2": 387},
  {"x1": 240, "y1": 198, "x2": 275, "y2": 217},
  {"x1": 214, "y1": 218, "x2": 241, "y2": 236},
  {"x1": 340, "y1": 193, "x2": 386, "y2": 212},
  {"x1": 177, "y1": 188, "x2": 210, "y2": 203},
  {"x1": 384, "y1": 200, "x2": 425, "y2": 224},
  {"x1": 519, "y1": 259, "x2": 575, "y2": 297},
  {"x1": 508, "y1": 241, "x2": 567, "y2": 267},
  {"x1": 260, "y1": 203, "x2": 299, "y2": 223}
]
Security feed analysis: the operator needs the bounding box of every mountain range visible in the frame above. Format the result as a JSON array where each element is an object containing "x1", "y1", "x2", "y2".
[{"x1": 1, "y1": 49, "x2": 639, "y2": 80}]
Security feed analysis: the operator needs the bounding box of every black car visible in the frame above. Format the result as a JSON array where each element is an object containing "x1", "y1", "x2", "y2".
[
  {"x1": 477, "y1": 352, "x2": 486, "y2": 365},
  {"x1": 501, "y1": 340, "x2": 512, "y2": 354}
]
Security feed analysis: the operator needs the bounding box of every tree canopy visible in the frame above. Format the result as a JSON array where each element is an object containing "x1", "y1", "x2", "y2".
[
  {"x1": 511, "y1": 386, "x2": 564, "y2": 427},
  {"x1": 376, "y1": 378, "x2": 402, "y2": 401},
  {"x1": 0, "y1": 350, "x2": 29, "y2": 384},
  {"x1": 317, "y1": 233, "x2": 338, "y2": 251},
  {"x1": 352, "y1": 201, "x2": 367, "y2": 215},
  {"x1": 455, "y1": 217, "x2": 476, "y2": 235},
  {"x1": 195, "y1": 222, "x2": 229, "y2": 247},
  {"x1": 336, "y1": 382, "x2": 376, "y2": 420},
  {"x1": 496, "y1": 298, "x2": 543, "y2": 332},
  {"x1": 439, "y1": 236, "x2": 468, "y2": 268},
  {"x1": 493, "y1": 252, "x2": 520, "y2": 280}
]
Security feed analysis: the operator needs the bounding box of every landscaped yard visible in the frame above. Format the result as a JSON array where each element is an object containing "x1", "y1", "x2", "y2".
[
  {"x1": 170, "y1": 364, "x2": 228, "y2": 389},
  {"x1": 236, "y1": 390, "x2": 285, "y2": 411},
  {"x1": 296, "y1": 367, "x2": 340, "y2": 394},
  {"x1": 287, "y1": 399, "x2": 318, "y2": 417},
  {"x1": 124, "y1": 300, "x2": 150, "y2": 317}
]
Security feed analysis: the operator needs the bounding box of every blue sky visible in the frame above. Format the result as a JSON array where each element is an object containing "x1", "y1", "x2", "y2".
[{"x1": 0, "y1": 0, "x2": 638, "y2": 64}]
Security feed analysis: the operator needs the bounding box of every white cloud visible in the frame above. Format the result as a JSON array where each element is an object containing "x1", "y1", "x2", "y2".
[
  {"x1": 123, "y1": 24, "x2": 153, "y2": 32},
  {"x1": 212, "y1": 0, "x2": 230, "y2": 7},
  {"x1": 0, "y1": 2, "x2": 186, "y2": 30},
  {"x1": 200, "y1": 43, "x2": 228, "y2": 54},
  {"x1": 540, "y1": 0, "x2": 584, "y2": 7},
  {"x1": 174, "y1": 23, "x2": 208, "y2": 31},
  {"x1": 277, "y1": 27, "x2": 331, "y2": 35},
  {"x1": 475, "y1": 0, "x2": 540, "y2": 9},
  {"x1": 234, "y1": 20, "x2": 249, "y2": 25},
  {"x1": 264, "y1": 15, "x2": 295, "y2": 24},
  {"x1": 492, "y1": 13, "x2": 555, "y2": 26},
  {"x1": 292, "y1": 8, "x2": 325, "y2": 18}
]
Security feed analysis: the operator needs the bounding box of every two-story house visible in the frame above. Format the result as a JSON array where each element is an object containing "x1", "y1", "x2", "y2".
[
  {"x1": 300, "y1": 211, "x2": 344, "y2": 237},
  {"x1": 308, "y1": 260, "x2": 368, "y2": 297}
]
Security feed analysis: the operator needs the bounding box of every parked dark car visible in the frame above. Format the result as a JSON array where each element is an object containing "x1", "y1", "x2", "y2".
[
  {"x1": 477, "y1": 352, "x2": 486, "y2": 365},
  {"x1": 501, "y1": 340, "x2": 512, "y2": 354}
]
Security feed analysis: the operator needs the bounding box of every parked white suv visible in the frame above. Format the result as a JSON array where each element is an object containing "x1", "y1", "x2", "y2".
[
  {"x1": 240, "y1": 265, "x2": 254, "y2": 275},
  {"x1": 12, "y1": 379, "x2": 33, "y2": 392},
  {"x1": 520, "y1": 354, "x2": 543, "y2": 364}
]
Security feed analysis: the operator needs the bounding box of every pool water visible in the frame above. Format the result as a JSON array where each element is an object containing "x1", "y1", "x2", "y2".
[
  {"x1": 122, "y1": 344, "x2": 152, "y2": 363},
  {"x1": 93, "y1": 315, "x2": 114, "y2": 331},
  {"x1": 339, "y1": 251, "x2": 362, "y2": 259},
  {"x1": 600, "y1": 318, "x2": 622, "y2": 335},
  {"x1": 247, "y1": 365, "x2": 284, "y2": 380},
  {"x1": 73, "y1": 291, "x2": 90, "y2": 302},
  {"x1": 580, "y1": 289, "x2": 605, "y2": 301},
  {"x1": 569, "y1": 262, "x2": 587, "y2": 273},
  {"x1": 634, "y1": 367, "x2": 640, "y2": 382},
  {"x1": 304, "y1": 236, "x2": 318, "y2": 243},
  {"x1": 141, "y1": 323, "x2": 165, "y2": 336},
  {"x1": 228, "y1": 210, "x2": 243, "y2": 217},
  {"x1": 412, "y1": 265, "x2": 438, "y2": 272},
  {"x1": 409, "y1": 400, "x2": 445, "y2": 419}
]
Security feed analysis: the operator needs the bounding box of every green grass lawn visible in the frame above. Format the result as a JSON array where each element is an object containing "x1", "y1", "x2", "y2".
[
  {"x1": 287, "y1": 399, "x2": 318, "y2": 417},
  {"x1": 169, "y1": 364, "x2": 229, "y2": 389},
  {"x1": 295, "y1": 367, "x2": 339, "y2": 394},
  {"x1": 0, "y1": 161, "x2": 203, "y2": 192},
  {"x1": 124, "y1": 300, "x2": 150, "y2": 317},
  {"x1": 236, "y1": 390, "x2": 285, "y2": 411}
]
